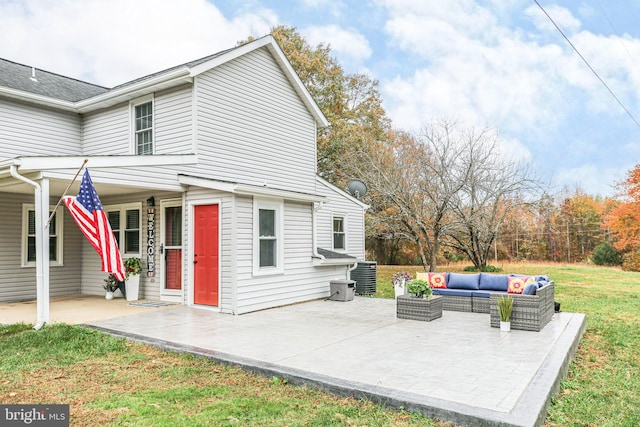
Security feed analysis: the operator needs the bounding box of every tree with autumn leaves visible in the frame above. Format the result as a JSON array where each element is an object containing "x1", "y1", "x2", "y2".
[{"x1": 603, "y1": 164, "x2": 640, "y2": 270}]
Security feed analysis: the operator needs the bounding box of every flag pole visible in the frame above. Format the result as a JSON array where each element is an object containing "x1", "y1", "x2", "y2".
[{"x1": 46, "y1": 159, "x2": 88, "y2": 228}]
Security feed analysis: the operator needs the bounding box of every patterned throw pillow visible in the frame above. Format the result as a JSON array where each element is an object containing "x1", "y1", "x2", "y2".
[
  {"x1": 507, "y1": 276, "x2": 535, "y2": 294},
  {"x1": 428, "y1": 272, "x2": 447, "y2": 289}
]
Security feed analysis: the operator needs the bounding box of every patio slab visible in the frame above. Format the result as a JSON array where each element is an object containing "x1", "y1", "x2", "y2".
[{"x1": 85, "y1": 297, "x2": 585, "y2": 427}]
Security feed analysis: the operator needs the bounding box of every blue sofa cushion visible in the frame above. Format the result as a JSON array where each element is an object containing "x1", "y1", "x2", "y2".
[
  {"x1": 447, "y1": 273, "x2": 480, "y2": 290},
  {"x1": 432, "y1": 288, "x2": 474, "y2": 297},
  {"x1": 523, "y1": 283, "x2": 538, "y2": 295},
  {"x1": 471, "y1": 291, "x2": 492, "y2": 298},
  {"x1": 479, "y1": 273, "x2": 508, "y2": 291}
]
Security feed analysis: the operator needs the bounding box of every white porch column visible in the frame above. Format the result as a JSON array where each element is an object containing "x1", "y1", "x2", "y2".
[{"x1": 39, "y1": 178, "x2": 50, "y2": 325}]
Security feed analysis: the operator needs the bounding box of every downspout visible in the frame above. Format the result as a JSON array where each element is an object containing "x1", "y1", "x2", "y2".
[
  {"x1": 312, "y1": 201, "x2": 325, "y2": 260},
  {"x1": 10, "y1": 166, "x2": 49, "y2": 329}
]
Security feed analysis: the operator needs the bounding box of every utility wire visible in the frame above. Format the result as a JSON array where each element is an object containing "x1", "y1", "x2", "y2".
[{"x1": 534, "y1": 0, "x2": 640, "y2": 129}]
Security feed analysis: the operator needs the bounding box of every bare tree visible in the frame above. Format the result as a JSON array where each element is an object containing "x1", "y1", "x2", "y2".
[{"x1": 445, "y1": 127, "x2": 543, "y2": 269}]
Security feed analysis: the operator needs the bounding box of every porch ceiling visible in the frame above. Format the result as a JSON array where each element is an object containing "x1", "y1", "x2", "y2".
[{"x1": 0, "y1": 173, "x2": 164, "y2": 197}]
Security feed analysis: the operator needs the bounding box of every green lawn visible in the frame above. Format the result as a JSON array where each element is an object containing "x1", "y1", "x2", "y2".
[{"x1": 2, "y1": 263, "x2": 639, "y2": 426}]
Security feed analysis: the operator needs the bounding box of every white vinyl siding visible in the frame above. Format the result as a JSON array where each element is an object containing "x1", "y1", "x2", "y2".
[
  {"x1": 192, "y1": 47, "x2": 317, "y2": 193},
  {"x1": 0, "y1": 193, "x2": 83, "y2": 302},
  {"x1": 154, "y1": 85, "x2": 193, "y2": 154},
  {"x1": 316, "y1": 180, "x2": 366, "y2": 260},
  {"x1": 82, "y1": 103, "x2": 130, "y2": 155},
  {"x1": 0, "y1": 98, "x2": 81, "y2": 157}
]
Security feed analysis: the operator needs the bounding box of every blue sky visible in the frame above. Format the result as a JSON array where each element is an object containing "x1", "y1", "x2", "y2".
[{"x1": 2, "y1": 0, "x2": 640, "y2": 196}]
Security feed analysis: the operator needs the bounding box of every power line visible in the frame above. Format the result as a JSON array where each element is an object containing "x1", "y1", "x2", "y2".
[{"x1": 534, "y1": 0, "x2": 640, "y2": 129}]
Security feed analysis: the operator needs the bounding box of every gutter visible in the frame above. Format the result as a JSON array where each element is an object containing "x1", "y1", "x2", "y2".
[
  {"x1": 9, "y1": 165, "x2": 49, "y2": 329},
  {"x1": 312, "y1": 201, "x2": 325, "y2": 261}
]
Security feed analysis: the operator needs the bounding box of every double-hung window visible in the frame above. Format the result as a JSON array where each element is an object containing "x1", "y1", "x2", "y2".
[
  {"x1": 132, "y1": 96, "x2": 153, "y2": 155},
  {"x1": 333, "y1": 216, "x2": 346, "y2": 251},
  {"x1": 106, "y1": 204, "x2": 142, "y2": 255},
  {"x1": 253, "y1": 199, "x2": 284, "y2": 275},
  {"x1": 21, "y1": 204, "x2": 64, "y2": 267}
]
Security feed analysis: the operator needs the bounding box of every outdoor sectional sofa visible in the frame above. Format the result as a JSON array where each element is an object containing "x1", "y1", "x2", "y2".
[{"x1": 415, "y1": 272, "x2": 555, "y2": 331}]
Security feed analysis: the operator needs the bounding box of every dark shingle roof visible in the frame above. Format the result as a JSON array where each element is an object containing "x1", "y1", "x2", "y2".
[
  {"x1": 0, "y1": 58, "x2": 109, "y2": 102},
  {"x1": 317, "y1": 248, "x2": 357, "y2": 259}
]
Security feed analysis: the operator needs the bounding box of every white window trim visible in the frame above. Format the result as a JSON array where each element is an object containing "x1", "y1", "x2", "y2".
[
  {"x1": 104, "y1": 202, "x2": 143, "y2": 257},
  {"x1": 253, "y1": 198, "x2": 284, "y2": 276},
  {"x1": 130, "y1": 94, "x2": 155, "y2": 155},
  {"x1": 21, "y1": 204, "x2": 64, "y2": 267},
  {"x1": 332, "y1": 212, "x2": 348, "y2": 252}
]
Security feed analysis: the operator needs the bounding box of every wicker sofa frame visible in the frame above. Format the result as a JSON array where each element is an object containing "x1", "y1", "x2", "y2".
[{"x1": 489, "y1": 282, "x2": 555, "y2": 332}]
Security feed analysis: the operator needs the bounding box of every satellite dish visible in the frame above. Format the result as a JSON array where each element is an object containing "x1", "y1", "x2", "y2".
[{"x1": 346, "y1": 180, "x2": 367, "y2": 199}]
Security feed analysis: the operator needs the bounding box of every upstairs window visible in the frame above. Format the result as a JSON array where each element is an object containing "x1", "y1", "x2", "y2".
[
  {"x1": 132, "y1": 96, "x2": 153, "y2": 155},
  {"x1": 333, "y1": 216, "x2": 346, "y2": 250}
]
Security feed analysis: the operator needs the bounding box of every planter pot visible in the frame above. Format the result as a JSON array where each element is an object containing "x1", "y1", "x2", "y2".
[
  {"x1": 397, "y1": 294, "x2": 443, "y2": 321},
  {"x1": 500, "y1": 321, "x2": 511, "y2": 332},
  {"x1": 394, "y1": 284, "x2": 406, "y2": 299},
  {"x1": 125, "y1": 274, "x2": 140, "y2": 301},
  {"x1": 105, "y1": 291, "x2": 114, "y2": 300}
]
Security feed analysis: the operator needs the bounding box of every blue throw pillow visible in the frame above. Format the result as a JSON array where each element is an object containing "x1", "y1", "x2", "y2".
[
  {"x1": 523, "y1": 283, "x2": 538, "y2": 295},
  {"x1": 447, "y1": 273, "x2": 480, "y2": 290},
  {"x1": 479, "y1": 273, "x2": 508, "y2": 291}
]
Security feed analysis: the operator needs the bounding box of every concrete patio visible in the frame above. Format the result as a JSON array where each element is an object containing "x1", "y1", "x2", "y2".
[{"x1": 74, "y1": 297, "x2": 586, "y2": 427}]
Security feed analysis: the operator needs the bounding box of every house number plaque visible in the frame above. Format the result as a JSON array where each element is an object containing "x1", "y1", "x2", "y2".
[{"x1": 147, "y1": 208, "x2": 155, "y2": 277}]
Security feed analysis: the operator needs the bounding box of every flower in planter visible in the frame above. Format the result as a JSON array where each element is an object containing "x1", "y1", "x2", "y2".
[
  {"x1": 407, "y1": 279, "x2": 433, "y2": 299},
  {"x1": 103, "y1": 274, "x2": 119, "y2": 293},
  {"x1": 124, "y1": 257, "x2": 142, "y2": 280},
  {"x1": 392, "y1": 271, "x2": 411, "y2": 289}
]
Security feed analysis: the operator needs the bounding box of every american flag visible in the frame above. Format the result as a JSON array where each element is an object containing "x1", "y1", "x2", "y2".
[{"x1": 64, "y1": 169, "x2": 126, "y2": 281}]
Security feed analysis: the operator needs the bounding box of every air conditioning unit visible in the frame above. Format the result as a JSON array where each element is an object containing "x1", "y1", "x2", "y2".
[{"x1": 350, "y1": 261, "x2": 377, "y2": 295}]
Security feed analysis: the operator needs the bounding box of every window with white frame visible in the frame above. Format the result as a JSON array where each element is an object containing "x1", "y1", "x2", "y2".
[
  {"x1": 22, "y1": 204, "x2": 64, "y2": 267},
  {"x1": 333, "y1": 216, "x2": 346, "y2": 250},
  {"x1": 132, "y1": 96, "x2": 153, "y2": 155},
  {"x1": 105, "y1": 203, "x2": 142, "y2": 255},
  {"x1": 253, "y1": 199, "x2": 284, "y2": 275}
]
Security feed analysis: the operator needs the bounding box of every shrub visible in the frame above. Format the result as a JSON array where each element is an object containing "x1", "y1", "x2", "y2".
[
  {"x1": 463, "y1": 265, "x2": 478, "y2": 272},
  {"x1": 622, "y1": 250, "x2": 640, "y2": 272},
  {"x1": 482, "y1": 265, "x2": 502, "y2": 273},
  {"x1": 592, "y1": 243, "x2": 622, "y2": 266}
]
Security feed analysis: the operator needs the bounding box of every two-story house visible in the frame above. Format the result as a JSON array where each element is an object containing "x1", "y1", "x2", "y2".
[{"x1": 0, "y1": 36, "x2": 367, "y2": 326}]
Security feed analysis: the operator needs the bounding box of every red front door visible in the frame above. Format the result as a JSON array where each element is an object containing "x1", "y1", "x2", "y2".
[{"x1": 193, "y1": 204, "x2": 219, "y2": 306}]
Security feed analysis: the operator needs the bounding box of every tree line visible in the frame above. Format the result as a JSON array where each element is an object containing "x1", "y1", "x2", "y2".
[{"x1": 249, "y1": 26, "x2": 640, "y2": 271}]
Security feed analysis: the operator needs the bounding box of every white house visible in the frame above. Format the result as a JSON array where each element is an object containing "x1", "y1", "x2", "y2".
[{"x1": 0, "y1": 36, "x2": 368, "y2": 325}]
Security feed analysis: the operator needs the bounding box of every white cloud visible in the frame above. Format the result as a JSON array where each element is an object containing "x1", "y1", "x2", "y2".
[
  {"x1": 524, "y1": 4, "x2": 582, "y2": 34},
  {"x1": 0, "y1": 0, "x2": 277, "y2": 87},
  {"x1": 554, "y1": 164, "x2": 621, "y2": 197},
  {"x1": 303, "y1": 25, "x2": 372, "y2": 65}
]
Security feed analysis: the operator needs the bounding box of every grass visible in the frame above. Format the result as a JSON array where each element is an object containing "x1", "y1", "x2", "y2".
[
  {"x1": 2, "y1": 262, "x2": 640, "y2": 426},
  {"x1": 379, "y1": 262, "x2": 640, "y2": 426},
  {"x1": 0, "y1": 323, "x2": 445, "y2": 426}
]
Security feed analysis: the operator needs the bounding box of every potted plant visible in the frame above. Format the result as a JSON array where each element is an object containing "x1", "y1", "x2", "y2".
[
  {"x1": 124, "y1": 257, "x2": 143, "y2": 301},
  {"x1": 103, "y1": 274, "x2": 119, "y2": 300},
  {"x1": 407, "y1": 279, "x2": 432, "y2": 299},
  {"x1": 392, "y1": 272, "x2": 411, "y2": 298},
  {"x1": 497, "y1": 295, "x2": 514, "y2": 332},
  {"x1": 397, "y1": 279, "x2": 442, "y2": 321}
]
